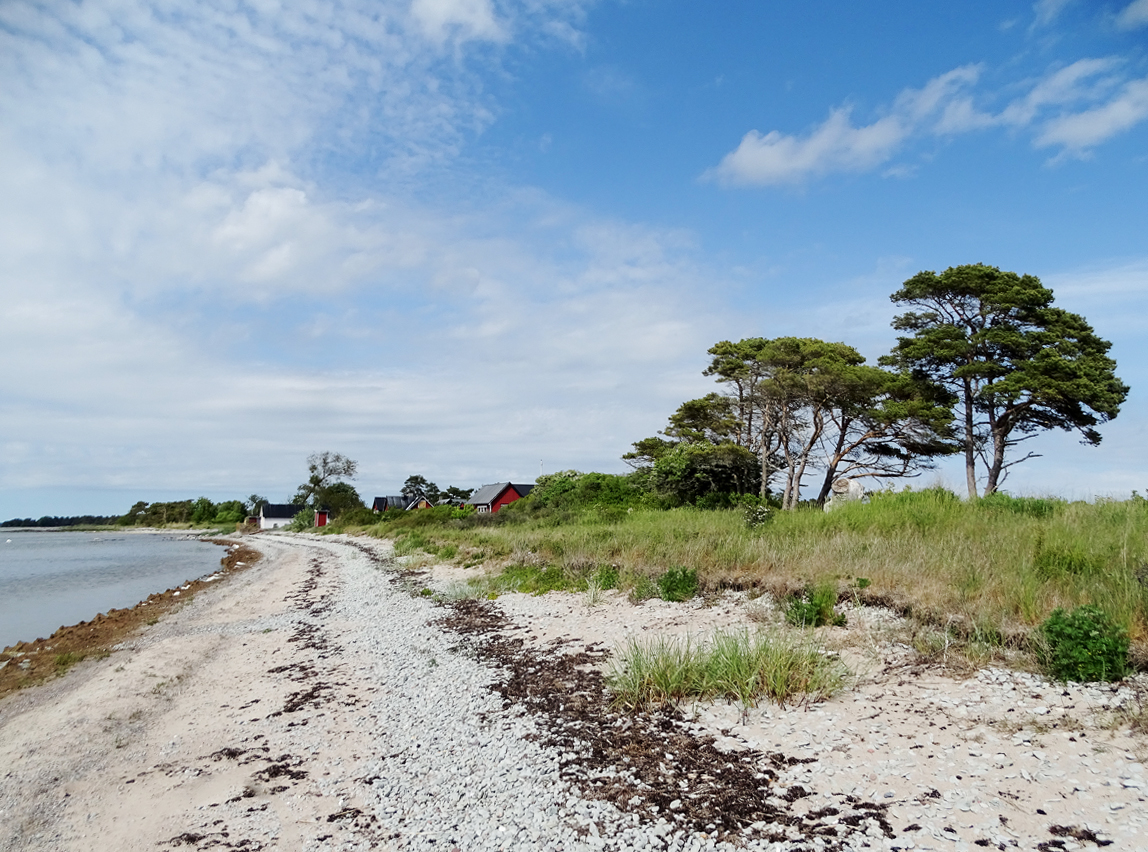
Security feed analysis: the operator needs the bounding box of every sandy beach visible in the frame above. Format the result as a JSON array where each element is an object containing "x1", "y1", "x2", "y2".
[{"x1": 1, "y1": 533, "x2": 1145, "y2": 852}]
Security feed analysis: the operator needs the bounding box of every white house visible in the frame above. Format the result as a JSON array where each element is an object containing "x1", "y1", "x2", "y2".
[{"x1": 259, "y1": 503, "x2": 301, "y2": 530}]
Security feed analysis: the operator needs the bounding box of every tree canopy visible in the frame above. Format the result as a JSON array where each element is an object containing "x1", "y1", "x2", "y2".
[
  {"x1": 627, "y1": 336, "x2": 954, "y2": 508},
  {"x1": 294, "y1": 451, "x2": 361, "y2": 515},
  {"x1": 883, "y1": 264, "x2": 1128, "y2": 497}
]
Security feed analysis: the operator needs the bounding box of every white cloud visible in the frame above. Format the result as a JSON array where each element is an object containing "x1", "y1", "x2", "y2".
[
  {"x1": 709, "y1": 56, "x2": 1148, "y2": 187},
  {"x1": 1116, "y1": 0, "x2": 1148, "y2": 29},
  {"x1": 1035, "y1": 77, "x2": 1148, "y2": 152},
  {"x1": 705, "y1": 66, "x2": 981, "y2": 187},
  {"x1": 409, "y1": 0, "x2": 507, "y2": 44},
  {"x1": 998, "y1": 58, "x2": 1122, "y2": 126},
  {"x1": 1032, "y1": 0, "x2": 1075, "y2": 27}
]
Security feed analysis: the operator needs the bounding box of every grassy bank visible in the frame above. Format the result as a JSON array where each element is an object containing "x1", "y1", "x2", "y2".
[{"x1": 335, "y1": 489, "x2": 1148, "y2": 659}]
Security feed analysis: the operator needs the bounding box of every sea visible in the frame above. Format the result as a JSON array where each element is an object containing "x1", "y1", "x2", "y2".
[{"x1": 0, "y1": 530, "x2": 226, "y2": 650}]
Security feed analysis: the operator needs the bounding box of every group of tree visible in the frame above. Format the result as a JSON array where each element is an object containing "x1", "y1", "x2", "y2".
[
  {"x1": 118, "y1": 496, "x2": 259, "y2": 526},
  {"x1": 627, "y1": 264, "x2": 1127, "y2": 506},
  {"x1": 398, "y1": 475, "x2": 474, "y2": 506},
  {"x1": 1, "y1": 514, "x2": 120, "y2": 528}
]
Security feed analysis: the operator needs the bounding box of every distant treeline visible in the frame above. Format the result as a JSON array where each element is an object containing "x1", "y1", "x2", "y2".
[
  {"x1": 2, "y1": 496, "x2": 253, "y2": 529},
  {"x1": 119, "y1": 498, "x2": 249, "y2": 526},
  {"x1": 1, "y1": 515, "x2": 120, "y2": 528}
]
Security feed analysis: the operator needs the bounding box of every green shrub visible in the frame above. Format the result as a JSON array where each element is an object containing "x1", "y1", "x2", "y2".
[
  {"x1": 657, "y1": 566, "x2": 699, "y2": 602},
  {"x1": 334, "y1": 506, "x2": 378, "y2": 527},
  {"x1": 1038, "y1": 605, "x2": 1129, "y2": 682},
  {"x1": 785, "y1": 583, "x2": 845, "y2": 627},
  {"x1": 287, "y1": 509, "x2": 313, "y2": 531},
  {"x1": 744, "y1": 504, "x2": 772, "y2": 529}
]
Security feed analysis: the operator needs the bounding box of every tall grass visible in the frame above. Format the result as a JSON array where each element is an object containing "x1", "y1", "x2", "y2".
[
  {"x1": 363, "y1": 491, "x2": 1148, "y2": 646},
  {"x1": 607, "y1": 628, "x2": 848, "y2": 710}
]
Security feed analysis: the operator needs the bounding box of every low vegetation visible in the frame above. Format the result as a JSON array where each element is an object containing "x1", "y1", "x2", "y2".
[
  {"x1": 351, "y1": 483, "x2": 1148, "y2": 681},
  {"x1": 607, "y1": 628, "x2": 848, "y2": 711},
  {"x1": 1037, "y1": 604, "x2": 1130, "y2": 683}
]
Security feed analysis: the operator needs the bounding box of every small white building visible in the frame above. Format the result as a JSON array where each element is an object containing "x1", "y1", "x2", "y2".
[{"x1": 260, "y1": 503, "x2": 301, "y2": 530}]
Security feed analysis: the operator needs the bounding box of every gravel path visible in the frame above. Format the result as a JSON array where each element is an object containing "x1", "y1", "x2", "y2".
[{"x1": 1, "y1": 534, "x2": 1144, "y2": 852}]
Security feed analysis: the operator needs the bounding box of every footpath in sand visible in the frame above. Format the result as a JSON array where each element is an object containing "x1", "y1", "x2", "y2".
[{"x1": 0, "y1": 533, "x2": 1145, "y2": 852}]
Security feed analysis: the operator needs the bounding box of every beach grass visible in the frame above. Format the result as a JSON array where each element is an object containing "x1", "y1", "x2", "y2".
[
  {"x1": 606, "y1": 627, "x2": 848, "y2": 710},
  {"x1": 360, "y1": 490, "x2": 1148, "y2": 657}
]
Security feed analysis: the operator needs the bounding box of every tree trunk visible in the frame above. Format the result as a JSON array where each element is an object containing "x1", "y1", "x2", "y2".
[
  {"x1": 817, "y1": 422, "x2": 850, "y2": 504},
  {"x1": 984, "y1": 422, "x2": 1008, "y2": 496},
  {"x1": 962, "y1": 376, "x2": 978, "y2": 499}
]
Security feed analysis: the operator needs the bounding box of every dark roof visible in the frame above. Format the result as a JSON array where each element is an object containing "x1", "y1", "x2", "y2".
[
  {"x1": 465, "y1": 482, "x2": 509, "y2": 506},
  {"x1": 261, "y1": 503, "x2": 303, "y2": 519},
  {"x1": 464, "y1": 482, "x2": 535, "y2": 507}
]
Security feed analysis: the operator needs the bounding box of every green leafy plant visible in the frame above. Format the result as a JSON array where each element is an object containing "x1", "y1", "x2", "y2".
[
  {"x1": 286, "y1": 508, "x2": 313, "y2": 532},
  {"x1": 657, "y1": 566, "x2": 699, "y2": 602},
  {"x1": 1038, "y1": 605, "x2": 1129, "y2": 683},
  {"x1": 784, "y1": 583, "x2": 846, "y2": 627}
]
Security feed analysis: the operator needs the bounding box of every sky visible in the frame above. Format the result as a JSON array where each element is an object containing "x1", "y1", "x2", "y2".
[{"x1": 2, "y1": 0, "x2": 1147, "y2": 518}]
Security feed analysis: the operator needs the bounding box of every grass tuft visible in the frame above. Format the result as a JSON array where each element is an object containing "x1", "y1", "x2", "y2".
[
  {"x1": 53, "y1": 651, "x2": 84, "y2": 676},
  {"x1": 607, "y1": 627, "x2": 847, "y2": 711}
]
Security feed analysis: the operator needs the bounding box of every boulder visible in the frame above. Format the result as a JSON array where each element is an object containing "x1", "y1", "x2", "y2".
[{"x1": 824, "y1": 477, "x2": 865, "y2": 511}]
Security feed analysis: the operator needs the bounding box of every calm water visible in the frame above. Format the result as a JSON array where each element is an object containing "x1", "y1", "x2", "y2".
[{"x1": 0, "y1": 531, "x2": 226, "y2": 649}]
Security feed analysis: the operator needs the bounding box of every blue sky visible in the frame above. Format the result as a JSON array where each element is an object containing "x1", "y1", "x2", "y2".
[{"x1": 2, "y1": 0, "x2": 1147, "y2": 517}]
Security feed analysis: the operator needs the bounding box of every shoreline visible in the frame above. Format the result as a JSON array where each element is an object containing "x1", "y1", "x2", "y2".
[{"x1": 0, "y1": 536, "x2": 262, "y2": 698}]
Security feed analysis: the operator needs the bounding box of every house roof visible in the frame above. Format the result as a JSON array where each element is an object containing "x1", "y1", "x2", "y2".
[
  {"x1": 373, "y1": 494, "x2": 425, "y2": 511},
  {"x1": 261, "y1": 503, "x2": 303, "y2": 519},
  {"x1": 464, "y1": 482, "x2": 534, "y2": 507}
]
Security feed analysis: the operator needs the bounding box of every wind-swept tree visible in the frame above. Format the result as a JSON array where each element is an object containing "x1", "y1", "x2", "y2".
[
  {"x1": 630, "y1": 337, "x2": 954, "y2": 508},
  {"x1": 294, "y1": 452, "x2": 359, "y2": 508},
  {"x1": 883, "y1": 264, "x2": 1128, "y2": 497},
  {"x1": 705, "y1": 337, "x2": 955, "y2": 508},
  {"x1": 813, "y1": 369, "x2": 957, "y2": 503}
]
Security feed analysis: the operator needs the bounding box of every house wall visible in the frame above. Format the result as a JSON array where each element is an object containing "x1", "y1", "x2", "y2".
[
  {"x1": 260, "y1": 517, "x2": 291, "y2": 530},
  {"x1": 490, "y1": 488, "x2": 522, "y2": 513}
]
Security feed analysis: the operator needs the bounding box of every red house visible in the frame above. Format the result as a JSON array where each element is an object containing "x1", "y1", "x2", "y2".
[
  {"x1": 464, "y1": 482, "x2": 535, "y2": 513},
  {"x1": 314, "y1": 509, "x2": 330, "y2": 527}
]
